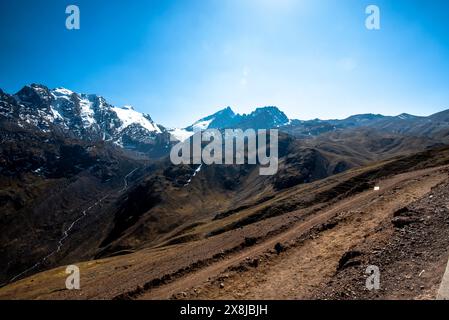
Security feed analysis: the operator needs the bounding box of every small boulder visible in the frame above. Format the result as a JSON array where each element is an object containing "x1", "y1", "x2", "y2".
[
  {"x1": 392, "y1": 216, "x2": 420, "y2": 228},
  {"x1": 274, "y1": 242, "x2": 284, "y2": 254}
]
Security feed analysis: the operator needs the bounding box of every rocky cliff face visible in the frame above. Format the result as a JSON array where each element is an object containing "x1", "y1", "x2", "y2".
[{"x1": 0, "y1": 84, "x2": 171, "y2": 156}]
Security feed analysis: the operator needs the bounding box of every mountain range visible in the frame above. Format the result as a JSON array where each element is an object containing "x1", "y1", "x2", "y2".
[
  {"x1": 2, "y1": 84, "x2": 449, "y2": 152},
  {"x1": 0, "y1": 84, "x2": 171, "y2": 156},
  {"x1": 1, "y1": 84, "x2": 449, "y2": 299}
]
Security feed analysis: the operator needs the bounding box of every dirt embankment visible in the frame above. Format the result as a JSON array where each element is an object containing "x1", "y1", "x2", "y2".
[
  {"x1": 139, "y1": 166, "x2": 449, "y2": 300},
  {"x1": 312, "y1": 178, "x2": 449, "y2": 300}
]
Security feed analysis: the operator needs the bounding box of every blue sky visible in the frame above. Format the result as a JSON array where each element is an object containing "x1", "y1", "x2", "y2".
[{"x1": 1, "y1": 0, "x2": 449, "y2": 127}]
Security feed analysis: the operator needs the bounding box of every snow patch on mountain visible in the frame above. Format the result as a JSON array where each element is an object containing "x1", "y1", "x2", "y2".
[
  {"x1": 52, "y1": 88, "x2": 74, "y2": 98},
  {"x1": 192, "y1": 118, "x2": 214, "y2": 131},
  {"x1": 79, "y1": 97, "x2": 96, "y2": 127},
  {"x1": 184, "y1": 164, "x2": 202, "y2": 186},
  {"x1": 170, "y1": 128, "x2": 194, "y2": 142},
  {"x1": 0, "y1": 84, "x2": 171, "y2": 155},
  {"x1": 112, "y1": 106, "x2": 162, "y2": 133}
]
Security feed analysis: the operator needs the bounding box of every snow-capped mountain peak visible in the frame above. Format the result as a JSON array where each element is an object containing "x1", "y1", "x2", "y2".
[
  {"x1": 1, "y1": 84, "x2": 169, "y2": 155},
  {"x1": 169, "y1": 106, "x2": 290, "y2": 141}
]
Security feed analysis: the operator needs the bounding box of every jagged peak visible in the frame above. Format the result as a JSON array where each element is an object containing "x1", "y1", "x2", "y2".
[
  {"x1": 202, "y1": 106, "x2": 235, "y2": 120},
  {"x1": 217, "y1": 106, "x2": 235, "y2": 115},
  {"x1": 254, "y1": 106, "x2": 281, "y2": 112},
  {"x1": 249, "y1": 106, "x2": 289, "y2": 122},
  {"x1": 16, "y1": 83, "x2": 48, "y2": 94},
  {"x1": 14, "y1": 84, "x2": 53, "y2": 106}
]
